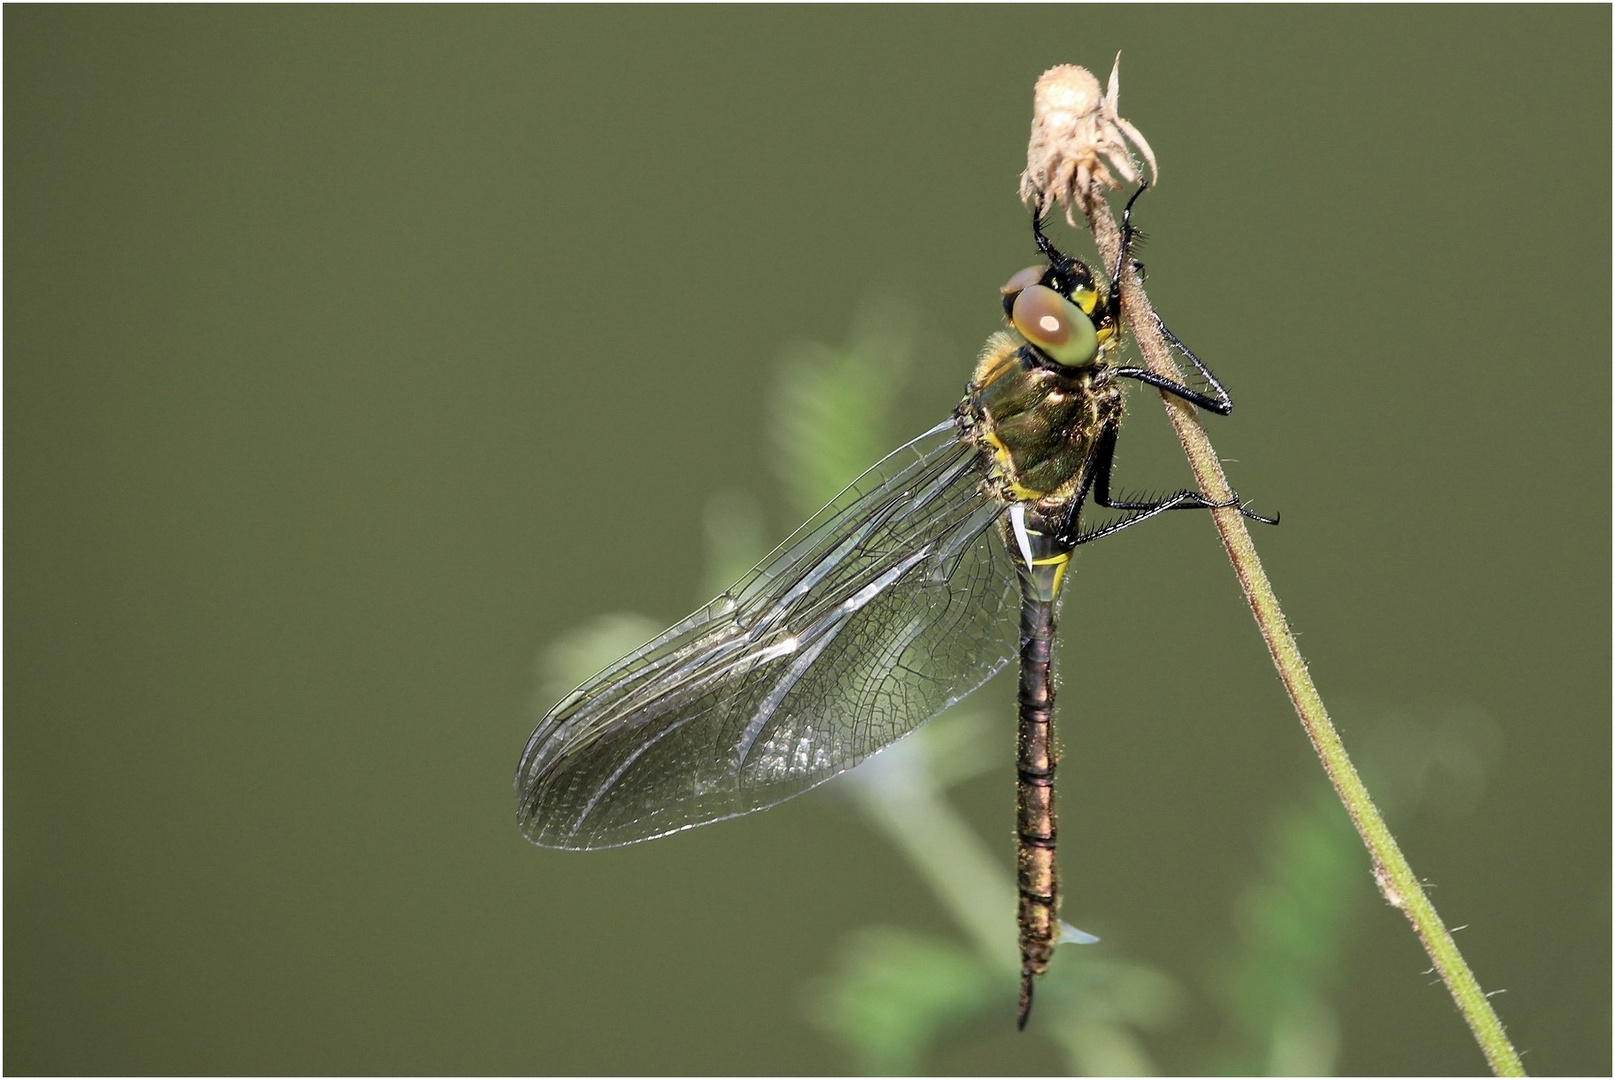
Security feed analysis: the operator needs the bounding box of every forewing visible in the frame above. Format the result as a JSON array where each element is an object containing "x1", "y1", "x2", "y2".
[{"x1": 515, "y1": 420, "x2": 1017, "y2": 849}]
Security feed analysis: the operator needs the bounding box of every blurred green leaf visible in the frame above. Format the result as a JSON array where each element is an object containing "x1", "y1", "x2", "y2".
[
  {"x1": 1039, "y1": 953, "x2": 1184, "y2": 1076},
  {"x1": 803, "y1": 927, "x2": 1002, "y2": 1075},
  {"x1": 771, "y1": 298, "x2": 917, "y2": 515},
  {"x1": 700, "y1": 487, "x2": 767, "y2": 597},
  {"x1": 1200, "y1": 704, "x2": 1499, "y2": 1075},
  {"x1": 536, "y1": 611, "x2": 665, "y2": 709},
  {"x1": 1201, "y1": 783, "x2": 1361, "y2": 1076}
]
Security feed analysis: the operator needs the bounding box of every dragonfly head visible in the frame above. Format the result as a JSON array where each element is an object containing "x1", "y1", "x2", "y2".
[{"x1": 998, "y1": 209, "x2": 1115, "y2": 369}]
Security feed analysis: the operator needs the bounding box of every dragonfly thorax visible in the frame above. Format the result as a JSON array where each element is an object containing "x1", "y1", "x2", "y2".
[{"x1": 957, "y1": 330, "x2": 1123, "y2": 509}]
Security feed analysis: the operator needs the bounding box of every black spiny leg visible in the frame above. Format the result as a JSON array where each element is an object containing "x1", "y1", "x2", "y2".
[
  {"x1": 1031, "y1": 199, "x2": 1063, "y2": 267},
  {"x1": 1105, "y1": 184, "x2": 1238, "y2": 417},
  {"x1": 1054, "y1": 422, "x2": 1276, "y2": 548},
  {"x1": 1112, "y1": 317, "x2": 1236, "y2": 414},
  {"x1": 1106, "y1": 182, "x2": 1150, "y2": 328},
  {"x1": 1110, "y1": 359, "x2": 1232, "y2": 415}
]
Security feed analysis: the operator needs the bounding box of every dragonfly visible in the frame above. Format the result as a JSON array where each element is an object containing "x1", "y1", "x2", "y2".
[{"x1": 515, "y1": 185, "x2": 1273, "y2": 1027}]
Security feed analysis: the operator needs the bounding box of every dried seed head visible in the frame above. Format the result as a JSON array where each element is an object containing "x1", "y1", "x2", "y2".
[{"x1": 1019, "y1": 56, "x2": 1158, "y2": 226}]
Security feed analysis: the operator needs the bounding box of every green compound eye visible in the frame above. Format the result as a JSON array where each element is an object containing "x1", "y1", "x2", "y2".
[{"x1": 1011, "y1": 283, "x2": 1099, "y2": 367}]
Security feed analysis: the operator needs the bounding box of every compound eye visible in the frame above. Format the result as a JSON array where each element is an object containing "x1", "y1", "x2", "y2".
[
  {"x1": 1000, "y1": 265, "x2": 1047, "y2": 298},
  {"x1": 1011, "y1": 284, "x2": 1099, "y2": 367}
]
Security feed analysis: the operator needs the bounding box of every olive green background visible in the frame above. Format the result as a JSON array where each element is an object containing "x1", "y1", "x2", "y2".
[{"x1": 6, "y1": 6, "x2": 1608, "y2": 1076}]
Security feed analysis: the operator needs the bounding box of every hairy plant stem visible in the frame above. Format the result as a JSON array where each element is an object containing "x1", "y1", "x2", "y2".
[{"x1": 1079, "y1": 191, "x2": 1526, "y2": 1078}]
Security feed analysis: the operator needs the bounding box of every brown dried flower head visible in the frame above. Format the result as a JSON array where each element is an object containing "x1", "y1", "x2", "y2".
[{"x1": 1019, "y1": 57, "x2": 1158, "y2": 226}]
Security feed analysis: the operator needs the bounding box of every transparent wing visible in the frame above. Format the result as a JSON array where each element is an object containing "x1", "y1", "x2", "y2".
[{"x1": 515, "y1": 419, "x2": 1018, "y2": 849}]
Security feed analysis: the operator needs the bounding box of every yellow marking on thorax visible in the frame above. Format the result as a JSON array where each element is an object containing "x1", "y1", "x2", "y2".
[{"x1": 980, "y1": 428, "x2": 1049, "y2": 502}]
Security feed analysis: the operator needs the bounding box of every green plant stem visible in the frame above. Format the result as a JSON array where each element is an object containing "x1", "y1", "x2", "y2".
[
  {"x1": 1081, "y1": 192, "x2": 1526, "y2": 1078},
  {"x1": 845, "y1": 744, "x2": 1021, "y2": 980}
]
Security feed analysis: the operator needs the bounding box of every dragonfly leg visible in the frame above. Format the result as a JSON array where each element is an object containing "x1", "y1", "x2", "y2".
[
  {"x1": 1103, "y1": 183, "x2": 1236, "y2": 417},
  {"x1": 1111, "y1": 358, "x2": 1233, "y2": 414},
  {"x1": 1055, "y1": 422, "x2": 1276, "y2": 547},
  {"x1": 1110, "y1": 314, "x2": 1236, "y2": 414},
  {"x1": 1154, "y1": 320, "x2": 1235, "y2": 413},
  {"x1": 1105, "y1": 182, "x2": 1150, "y2": 327}
]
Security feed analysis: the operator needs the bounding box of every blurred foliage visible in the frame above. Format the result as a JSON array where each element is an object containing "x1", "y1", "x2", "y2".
[
  {"x1": 1199, "y1": 784, "x2": 1359, "y2": 1076},
  {"x1": 803, "y1": 928, "x2": 1004, "y2": 1075},
  {"x1": 534, "y1": 612, "x2": 665, "y2": 712},
  {"x1": 1198, "y1": 703, "x2": 1502, "y2": 1076},
  {"x1": 533, "y1": 305, "x2": 1502, "y2": 1076},
  {"x1": 770, "y1": 297, "x2": 918, "y2": 515}
]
